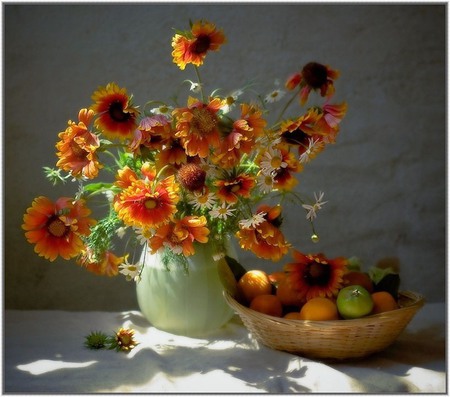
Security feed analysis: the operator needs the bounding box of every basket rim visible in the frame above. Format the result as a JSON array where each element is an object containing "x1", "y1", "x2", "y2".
[{"x1": 224, "y1": 290, "x2": 425, "y2": 327}]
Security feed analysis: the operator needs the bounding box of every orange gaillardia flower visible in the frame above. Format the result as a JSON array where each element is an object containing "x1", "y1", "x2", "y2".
[
  {"x1": 279, "y1": 112, "x2": 327, "y2": 161},
  {"x1": 155, "y1": 138, "x2": 187, "y2": 171},
  {"x1": 172, "y1": 20, "x2": 226, "y2": 70},
  {"x1": 114, "y1": 328, "x2": 139, "y2": 352},
  {"x1": 128, "y1": 115, "x2": 172, "y2": 156},
  {"x1": 56, "y1": 109, "x2": 102, "y2": 179},
  {"x1": 149, "y1": 216, "x2": 210, "y2": 256},
  {"x1": 214, "y1": 104, "x2": 267, "y2": 168},
  {"x1": 286, "y1": 62, "x2": 339, "y2": 105},
  {"x1": 236, "y1": 205, "x2": 290, "y2": 261},
  {"x1": 215, "y1": 173, "x2": 255, "y2": 204},
  {"x1": 267, "y1": 146, "x2": 302, "y2": 191},
  {"x1": 90, "y1": 82, "x2": 139, "y2": 141},
  {"x1": 78, "y1": 249, "x2": 124, "y2": 277},
  {"x1": 22, "y1": 196, "x2": 96, "y2": 262},
  {"x1": 283, "y1": 250, "x2": 348, "y2": 302},
  {"x1": 314, "y1": 102, "x2": 348, "y2": 144},
  {"x1": 173, "y1": 97, "x2": 224, "y2": 158},
  {"x1": 114, "y1": 174, "x2": 180, "y2": 229}
]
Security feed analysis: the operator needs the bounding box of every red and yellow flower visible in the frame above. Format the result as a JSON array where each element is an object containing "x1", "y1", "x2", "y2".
[
  {"x1": 128, "y1": 115, "x2": 172, "y2": 156},
  {"x1": 114, "y1": 174, "x2": 179, "y2": 229},
  {"x1": 236, "y1": 205, "x2": 290, "y2": 261},
  {"x1": 213, "y1": 104, "x2": 267, "y2": 168},
  {"x1": 22, "y1": 196, "x2": 96, "y2": 262},
  {"x1": 215, "y1": 173, "x2": 255, "y2": 204},
  {"x1": 149, "y1": 216, "x2": 210, "y2": 256},
  {"x1": 172, "y1": 20, "x2": 226, "y2": 70},
  {"x1": 173, "y1": 97, "x2": 224, "y2": 158},
  {"x1": 260, "y1": 146, "x2": 302, "y2": 191},
  {"x1": 90, "y1": 82, "x2": 139, "y2": 141},
  {"x1": 56, "y1": 108, "x2": 102, "y2": 179},
  {"x1": 155, "y1": 138, "x2": 188, "y2": 171},
  {"x1": 283, "y1": 250, "x2": 348, "y2": 302},
  {"x1": 286, "y1": 62, "x2": 340, "y2": 105},
  {"x1": 78, "y1": 249, "x2": 124, "y2": 277}
]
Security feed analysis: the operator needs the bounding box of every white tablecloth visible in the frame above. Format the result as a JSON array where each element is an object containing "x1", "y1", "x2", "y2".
[{"x1": 4, "y1": 302, "x2": 446, "y2": 393}]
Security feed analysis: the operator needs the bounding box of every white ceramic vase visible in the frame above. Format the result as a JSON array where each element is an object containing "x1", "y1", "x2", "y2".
[{"x1": 136, "y1": 239, "x2": 236, "y2": 336}]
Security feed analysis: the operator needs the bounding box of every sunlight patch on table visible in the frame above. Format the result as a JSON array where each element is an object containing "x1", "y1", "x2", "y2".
[{"x1": 17, "y1": 359, "x2": 97, "y2": 375}]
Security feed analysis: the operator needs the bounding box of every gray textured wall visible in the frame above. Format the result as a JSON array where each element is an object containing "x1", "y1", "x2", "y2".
[{"x1": 5, "y1": 4, "x2": 446, "y2": 310}]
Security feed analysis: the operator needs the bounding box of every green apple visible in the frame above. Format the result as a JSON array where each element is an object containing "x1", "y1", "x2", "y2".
[{"x1": 337, "y1": 285, "x2": 374, "y2": 319}]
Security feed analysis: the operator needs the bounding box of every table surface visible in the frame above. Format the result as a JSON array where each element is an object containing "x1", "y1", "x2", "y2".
[{"x1": 4, "y1": 302, "x2": 446, "y2": 393}]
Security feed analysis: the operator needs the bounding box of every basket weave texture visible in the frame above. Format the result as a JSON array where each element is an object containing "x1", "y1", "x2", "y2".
[{"x1": 224, "y1": 290, "x2": 424, "y2": 360}]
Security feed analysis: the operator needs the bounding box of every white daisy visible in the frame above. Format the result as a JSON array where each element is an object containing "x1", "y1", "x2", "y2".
[
  {"x1": 259, "y1": 147, "x2": 287, "y2": 175},
  {"x1": 133, "y1": 226, "x2": 153, "y2": 245},
  {"x1": 239, "y1": 212, "x2": 267, "y2": 229},
  {"x1": 221, "y1": 89, "x2": 244, "y2": 113},
  {"x1": 265, "y1": 88, "x2": 285, "y2": 103},
  {"x1": 209, "y1": 203, "x2": 236, "y2": 220},
  {"x1": 299, "y1": 137, "x2": 324, "y2": 164},
  {"x1": 119, "y1": 259, "x2": 142, "y2": 282},
  {"x1": 257, "y1": 173, "x2": 275, "y2": 194},
  {"x1": 302, "y1": 191, "x2": 328, "y2": 221},
  {"x1": 150, "y1": 105, "x2": 173, "y2": 115},
  {"x1": 188, "y1": 191, "x2": 217, "y2": 210}
]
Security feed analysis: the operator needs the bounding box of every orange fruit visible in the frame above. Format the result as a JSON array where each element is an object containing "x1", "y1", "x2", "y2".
[
  {"x1": 342, "y1": 271, "x2": 374, "y2": 293},
  {"x1": 371, "y1": 291, "x2": 399, "y2": 314},
  {"x1": 250, "y1": 294, "x2": 283, "y2": 317},
  {"x1": 283, "y1": 312, "x2": 303, "y2": 320},
  {"x1": 237, "y1": 270, "x2": 272, "y2": 304},
  {"x1": 299, "y1": 297, "x2": 340, "y2": 321},
  {"x1": 275, "y1": 278, "x2": 303, "y2": 307}
]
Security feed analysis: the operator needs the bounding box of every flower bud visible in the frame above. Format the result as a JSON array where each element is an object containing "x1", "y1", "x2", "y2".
[{"x1": 177, "y1": 163, "x2": 206, "y2": 192}]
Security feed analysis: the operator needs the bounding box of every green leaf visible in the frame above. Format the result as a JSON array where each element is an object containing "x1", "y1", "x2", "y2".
[{"x1": 82, "y1": 182, "x2": 114, "y2": 192}]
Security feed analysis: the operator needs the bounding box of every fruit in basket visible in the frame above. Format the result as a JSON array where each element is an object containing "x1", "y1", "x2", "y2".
[
  {"x1": 250, "y1": 294, "x2": 283, "y2": 317},
  {"x1": 283, "y1": 312, "x2": 303, "y2": 320},
  {"x1": 342, "y1": 271, "x2": 374, "y2": 293},
  {"x1": 336, "y1": 285, "x2": 374, "y2": 319},
  {"x1": 237, "y1": 270, "x2": 272, "y2": 304},
  {"x1": 276, "y1": 278, "x2": 304, "y2": 307},
  {"x1": 298, "y1": 297, "x2": 339, "y2": 321},
  {"x1": 371, "y1": 291, "x2": 399, "y2": 314}
]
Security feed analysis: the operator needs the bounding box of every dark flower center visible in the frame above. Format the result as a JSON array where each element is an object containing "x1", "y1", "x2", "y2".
[
  {"x1": 47, "y1": 217, "x2": 69, "y2": 237},
  {"x1": 304, "y1": 261, "x2": 331, "y2": 286},
  {"x1": 281, "y1": 128, "x2": 309, "y2": 146},
  {"x1": 192, "y1": 35, "x2": 211, "y2": 54},
  {"x1": 109, "y1": 101, "x2": 131, "y2": 123},
  {"x1": 302, "y1": 62, "x2": 328, "y2": 88}
]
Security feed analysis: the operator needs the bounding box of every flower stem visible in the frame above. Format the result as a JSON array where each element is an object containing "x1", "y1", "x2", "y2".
[
  {"x1": 274, "y1": 89, "x2": 299, "y2": 124},
  {"x1": 194, "y1": 66, "x2": 206, "y2": 102}
]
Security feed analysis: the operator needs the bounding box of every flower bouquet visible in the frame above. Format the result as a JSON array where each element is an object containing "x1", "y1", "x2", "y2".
[{"x1": 22, "y1": 20, "x2": 348, "y2": 334}]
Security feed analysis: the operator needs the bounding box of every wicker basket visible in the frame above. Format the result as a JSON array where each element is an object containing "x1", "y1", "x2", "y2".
[{"x1": 224, "y1": 290, "x2": 424, "y2": 360}]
